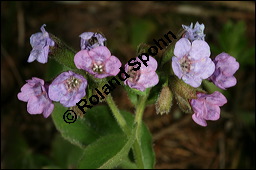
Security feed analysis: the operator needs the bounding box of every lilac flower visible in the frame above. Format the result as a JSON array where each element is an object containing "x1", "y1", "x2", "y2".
[
  {"x1": 182, "y1": 22, "x2": 205, "y2": 41},
  {"x1": 48, "y1": 71, "x2": 87, "y2": 107},
  {"x1": 190, "y1": 91, "x2": 227, "y2": 127},
  {"x1": 74, "y1": 46, "x2": 122, "y2": 79},
  {"x1": 17, "y1": 77, "x2": 54, "y2": 118},
  {"x1": 80, "y1": 32, "x2": 106, "y2": 50},
  {"x1": 28, "y1": 24, "x2": 55, "y2": 64},
  {"x1": 124, "y1": 55, "x2": 159, "y2": 91},
  {"x1": 208, "y1": 52, "x2": 239, "y2": 90},
  {"x1": 172, "y1": 38, "x2": 215, "y2": 88}
]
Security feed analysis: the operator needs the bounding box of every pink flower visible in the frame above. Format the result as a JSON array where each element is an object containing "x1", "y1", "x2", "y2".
[
  {"x1": 17, "y1": 77, "x2": 54, "y2": 118},
  {"x1": 208, "y1": 52, "x2": 239, "y2": 90},
  {"x1": 190, "y1": 91, "x2": 227, "y2": 127},
  {"x1": 74, "y1": 46, "x2": 122, "y2": 79},
  {"x1": 124, "y1": 55, "x2": 159, "y2": 91},
  {"x1": 48, "y1": 71, "x2": 87, "y2": 107},
  {"x1": 28, "y1": 24, "x2": 55, "y2": 64},
  {"x1": 172, "y1": 38, "x2": 215, "y2": 87}
]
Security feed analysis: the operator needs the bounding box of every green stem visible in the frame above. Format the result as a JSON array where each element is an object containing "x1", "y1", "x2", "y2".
[
  {"x1": 134, "y1": 94, "x2": 149, "y2": 126},
  {"x1": 133, "y1": 140, "x2": 144, "y2": 169},
  {"x1": 132, "y1": 90, "x2": 151, "y2": 169},
  {"x1": 106, "y1": 95, "x2": 130, "y2": 135},
  {"x1": 106, "y1": 88, "x2": 150, "y2": 169}
]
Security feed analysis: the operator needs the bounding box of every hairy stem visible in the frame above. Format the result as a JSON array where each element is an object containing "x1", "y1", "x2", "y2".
[
  {"x1": 106, "y1": 95, "x2": 130, "y2": 135},
  {"x1": 132, "y1": 90, "x2": 151, "y2": 169}
]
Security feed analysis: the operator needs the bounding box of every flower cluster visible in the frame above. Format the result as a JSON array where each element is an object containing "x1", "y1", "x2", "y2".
[
  {"x1": 170, "y1": 22, "x2": 239, "y2": 126},
  {"x1": 18, "y1": 22, "x2": 239, "y2": 128},
  {"x1": 18, "y1": 25, "x2": 159, "y2": 118}
]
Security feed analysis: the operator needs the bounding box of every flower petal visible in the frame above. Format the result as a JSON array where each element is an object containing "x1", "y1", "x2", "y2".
[
  {"x1": 74, "y1": 50, "x2": 93, "y2": 70},
  {"x1": 182, "y1": 74, "x2": 202, "y2": 88},
  {"x1": 205, "y1": 91, "x2": 227, "y2": 106},
  {"x1": 192, "y1": 113, "x2": 207, "y2": 126},
  {"x1": 174, "y1": 38, "x2": 191, "y2": 58},
  {"x1": 88, "y1": 46, "x2": 111, "y2": 62},
  {"x1": 105, "y1": 55, "x2": 122, "y2": 76},
  {"x1": 43, "y1": 102, "x2": 54, "y2": 118},
  {"x1": 27, "y1": 96, "x2": 44, "y2": 115},
  {"x1": 205, "y1": 104, "x2": 220, "y2": 120},
  {"x1": 172, "y1": 56, "x2": 183, "y2": 79},
  {"x1": 190, "y1": 40, "x2": 210, "y2": 60}
]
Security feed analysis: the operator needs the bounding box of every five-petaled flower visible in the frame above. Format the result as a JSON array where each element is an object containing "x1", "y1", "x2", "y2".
[
  {"x1": 17, "y1": 77, "x2": 54, "y2": 118},
  {"x1": 80, "y1": 32, "x2": 106, "y2": 50},
  {"x1": 208, "y1": 52, "x2": 239, "y2": 90},
  {"x1": 27, "y1": 24, "x2": 55, "y2": 64},
  {"x1": 74, "y1": 46, "x2": 122, "y2": 79},
  {"x1": 190, "y1": 91, "x2": 227, "y2": 127},
  {"x1": 172, "y1": 38, "x2": 215, "y2": 88},
  {"x1": 182, "y1": 22, "x2": 205, "y2": 41},
  {"x1": 48, "y1": 71, "x2": 88, "y2": 107},
  {"x1": 124, "y1": 55, "x2": 159, "y2": 91}
]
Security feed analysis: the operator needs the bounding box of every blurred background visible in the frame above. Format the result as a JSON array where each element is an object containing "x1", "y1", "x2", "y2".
[{"x1": 1, "y1": 1, "x2": 255, "y2": 169}]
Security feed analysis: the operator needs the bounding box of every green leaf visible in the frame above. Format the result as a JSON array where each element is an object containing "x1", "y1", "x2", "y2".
[
  {"x1": 140, "y1": 124, "x2": 155, "y2": 169},
  {"x1": 122, "y1": 110, "x2": 155, "y2": 169},
  {"x1": 45, "y1": 59, "x2": 64, "y2": 81},
  {"x1": 118, "y1": 157, "x2": 138, "y2": 169},
  {"x1": 52, "y1": 104, "x2": 155, "y2": 168},
  {"x1": 78, "y1": 130, "x2": 136, "y2": 169},
  {"x1": 51, "y1": 104, "x2": 123, "y2": 148}
]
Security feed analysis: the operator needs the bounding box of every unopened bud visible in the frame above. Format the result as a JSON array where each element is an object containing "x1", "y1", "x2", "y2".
[
  {"x1": 169, "y1": 76, "x2": 198, "y2": 114},
  {"x1": 156, "y1": 86, "x2": 173, "y2": 115}
]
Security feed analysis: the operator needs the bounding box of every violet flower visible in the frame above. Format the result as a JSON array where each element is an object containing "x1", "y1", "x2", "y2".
[
  {"x1": 74, "y1": 46, "x2": 122, "y2": 79},
  {"x1": 48, "y1": 71, "x2": 87, "y2": 107},
  {"x1": 124, "y1": 55, "x2": 159, "y2": 91},
  {"x1": 17, "y1": 77, "x2": 54, "y2": 118},
  {"x1": 208, "y1": 52, "x2": 239, "y2": 90},
  {"x1": 190, "y1": 91, "x2": 227, "y2": 127},
  {"x1": 80, "y1": 32, "x2": 106, "y2": 50},
  {"x1": 172, "y1": 38, "x2": 215, "y2": 88},
  {"x1": 28, "y1": 24, "x2": 55, "y2": 64},
  {"x1": 182, "y1": 22, "x2": 205, "y2": 41}
]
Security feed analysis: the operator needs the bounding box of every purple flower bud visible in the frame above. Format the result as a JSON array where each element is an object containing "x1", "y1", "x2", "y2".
[
  {"x1": 208, "y1": 52, "x2": 239, "y2": 90},
  {"x1": 124, "y1": 55, "x2": 159, "y2": 91},
  {"x1": 182, "y1": 22, "x2": 205, "y2": 41},
  {"x1": 28, "y1": 24, "x2": 55, "y2": 64},
  {"x1": 172, "y1": 38, "x2": 215, "y2": 88},
  {"x1": 17, "y1": 77, "x2": 54, "y2": 118},
  {"x1": 80, "y1": 32, "x2": 106, "y2": 50},
  {"x1": 74, "y1": 46, "x2": 122, "y2": 79},
  {"x1": 190, "y1": 91, "x2": 227, "y2": 127},
  {"x1": 48, "y1": 71, "x2": 87, "y2": 107}
]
